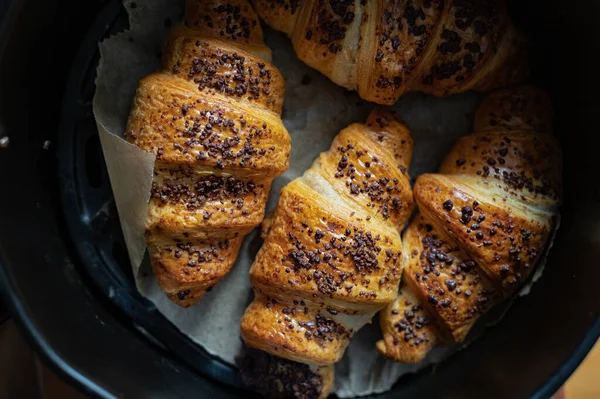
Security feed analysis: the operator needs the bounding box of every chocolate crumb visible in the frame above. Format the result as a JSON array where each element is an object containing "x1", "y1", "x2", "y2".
[{"x1": 238, "y1": 348, "x2": 323, "y2": 399}]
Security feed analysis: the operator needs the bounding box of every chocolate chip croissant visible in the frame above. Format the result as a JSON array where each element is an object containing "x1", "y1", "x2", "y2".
[
  {"x1": 252, "y1": 0, "x2": 530, "y2": 104},
  {"x1": 124, "y1": 0, "x2": 291, "y2": 307},
  {"x1": 377, "y1": 86, "x2": 562, "y2": 363},
  {"x1": 240, "y1": 108, "x2": 415, "y2": 398}
]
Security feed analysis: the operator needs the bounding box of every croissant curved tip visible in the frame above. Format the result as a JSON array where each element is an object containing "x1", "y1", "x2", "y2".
[
  {"x1": 473, "y1": 85, "x2": 554, "y2": 134},
  {"x1": 238, "y1": 347, "x2": 334, "y2": 399},
  {"x1": 183, "y1": 0, "x2": 264, "y2": 43},
  {"x1": 260, "y1": 213, "x2": 274, "y2": 239},
  {"x1": 413, "y1": 173, "x2": 438, "y2": 202},
  {"x1": 167, "y1": 291, "x2": 206, "y2": 308},
  {"x1": 375, "y1": 338, "x2": 427, "y2": 364},
  {"x1": 375, "y1": 339, "x2": 387, "y2": 356}
]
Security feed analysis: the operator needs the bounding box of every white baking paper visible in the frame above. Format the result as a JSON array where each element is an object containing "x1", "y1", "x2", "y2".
[{"x1": 93, "y1": 1, "x2": 556, "y2": 396}]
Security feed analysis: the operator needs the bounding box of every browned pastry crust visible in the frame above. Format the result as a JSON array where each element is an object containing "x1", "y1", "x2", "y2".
[
  {"x1": 240, "y1": 108, "x2": 414, "y2": 397},
  {"x1": 252, "y1": 0, "x2": 530, "y2": 105},
  {"x1": 238, "y1": 348, "x2": 334, "y2": 399},
  {"x1": 377, "y1": 86, "x2": 562, "y2": 363},
  {"x1": 124, "y1": 0, "x2": 291, "y2": 307}
]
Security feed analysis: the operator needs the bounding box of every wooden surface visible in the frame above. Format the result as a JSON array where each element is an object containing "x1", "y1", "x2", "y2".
[
  {"x1": 564, "y1": 340, "x2": 600, "y2": 399},
  {"x1": 0, "y1": 320, "x2": 39, "y2": 398}
]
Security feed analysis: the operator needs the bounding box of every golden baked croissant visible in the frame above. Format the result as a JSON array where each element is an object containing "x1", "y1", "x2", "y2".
[
  {"x1": 377, "y1": 86, "x2": 562, "y2": 363},
  {"x1": 124, "y1": 0, "x2": 291, "y2": 307},
  {"x1": 251, "y1": 0, "x2": 530, "y2": 104},
  {"x1": 240, "y1": 108, "x2": 415, "y2": 398}
]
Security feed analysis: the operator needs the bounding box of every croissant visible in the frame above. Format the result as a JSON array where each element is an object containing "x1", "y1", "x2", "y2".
[
  {"x1": 377, "y1": 86, "x2": 562, "y2": 363},
  {"x1": 239, "y1": 108, "x2": 415, "y2": 398},
  {"x1": 124, "y1": 0, "x2": 291, "y2": 307},
  {"x1": 251, "y1": 0, "x2": 530, "y2": 104}
]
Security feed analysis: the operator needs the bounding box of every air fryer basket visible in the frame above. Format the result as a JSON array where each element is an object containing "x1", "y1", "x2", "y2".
[{"x1": 0, "y1": 0, "x2": 598, "y2": 398}]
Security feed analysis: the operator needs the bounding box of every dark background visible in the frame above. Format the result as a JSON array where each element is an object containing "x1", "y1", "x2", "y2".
[{"x1": 0, "y1": 0, "x2": 598, "y2": 398}]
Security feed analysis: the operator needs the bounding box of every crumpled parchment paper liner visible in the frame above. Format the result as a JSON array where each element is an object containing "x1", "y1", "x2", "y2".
[{"x1": 93, "y1": 1, "x2": 557, "y2": 396}]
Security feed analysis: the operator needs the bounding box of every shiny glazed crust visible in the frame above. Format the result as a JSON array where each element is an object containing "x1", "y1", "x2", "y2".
[
  {"x1": 377, "y1": 86, "x2": 562, "y2": 363},
  {"x1": 252, "y1": 0, "x2": 530, "y2": 104},
  {"x1": 124, "y1": 0, "x2": 291, "y2": 307},
  {"x1": 240, "y1": 108, "x2": 415, "y2": 397}
]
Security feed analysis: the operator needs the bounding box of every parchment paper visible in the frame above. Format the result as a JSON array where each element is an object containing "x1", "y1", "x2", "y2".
[{"x1": 93, "y1": 1, "x2": 556, "y2": 396}]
